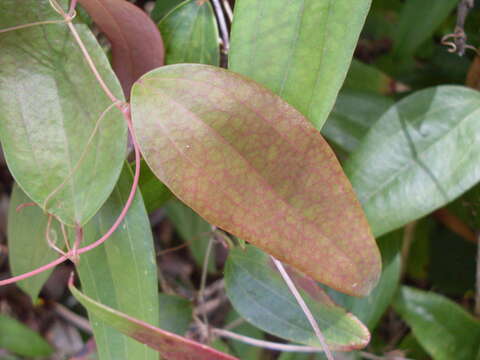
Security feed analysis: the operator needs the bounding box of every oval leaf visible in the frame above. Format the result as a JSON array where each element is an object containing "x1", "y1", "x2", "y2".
[
  {"x1": 324, "y1": 230, "x2": 403, "y2": 330},
  {"x1": 158, "y1": 0, "x2": 219, "y2": 66},
  {"x1": 7, "y1": 185, "x2": 61, "y2": 301},
  {"x1": 0, "y1": 315, "x2": 53, "y2": 357},
  {"x1": 76, "y1": 165, "x2": 159, "y2": 360},
  {"x1": 345, "y1": 86, "x2": 480, "y2": 237},
  {"x1": 224, "y1": 245, "x2": 370, "y2": 350},
  {"x1": 131, "y1": 64, "x2": 381, "y2": 296},
  {"x1": 393, "y1": 286, "x2": 480, "y2": 360},
  {"x1": 69, "y1": 281, "x2": 238, "y2": 360},
  {"x1": 78, "y1": 0, "x2": 164, "y2": 97},
  {"x1": 0, "y1": 0, "x2": 127, "y2": 226},
  {"x1": 229, "y1": 0, "x2": 372, "y2": 129}
]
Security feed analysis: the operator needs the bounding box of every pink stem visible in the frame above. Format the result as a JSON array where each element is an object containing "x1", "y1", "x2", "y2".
[{"x1": 0, "y1": 107, "x2": 141, "y2": 287}]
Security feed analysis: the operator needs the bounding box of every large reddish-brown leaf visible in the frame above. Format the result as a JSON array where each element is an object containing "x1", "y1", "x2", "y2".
[
  {"x1": 78, "y1": 0, "x2": 164, "y2": 97},
  {"x1": 130, "y1": 64, "x2": 381, "y2": 296},
  {"x1": 69, "y1": 281, "x2": 237, "y2": 360}
]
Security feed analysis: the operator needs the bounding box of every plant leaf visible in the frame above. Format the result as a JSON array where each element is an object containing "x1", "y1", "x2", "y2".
[
  {"x1": 165, "y1": 199, "x2": 216, "y2": 273},
  {"x1": 158, "y1": 293, "x2": 193, "y2": 335},
  {"x1": 0, "y1": 0, "x2": 127, "y2": 226},
  {"x1": 76, "y1": 165, "x2": 159, "y2": 360},
  {"x1": 324, "y1": 230, "x2": 403, "y2": 330},
  {"x1": 7, "y1": 185, "x2": 61, "y2": 301},
  {"x1": 345, "y1": 86, "x2": 480, "y2": 237},
  {"x1": 229, "y1": 0, "x2": 372, "y2": 129},
  {"x1": 393, "y1": 286, "x2": 480, "y2": 360},
  {"x1": 0, "y1": 314, "x2": 53, "y2": 357},
  {"x1": 393, "y1": 0, "x2": 458, "y2": 57},
  {"x1": 343, "y1": 60, "x2": 395, "y2": 95},
  {"x1": 322, "y1": 90, "x2": 393, "y2": 154},
  {"x1": 131, "y1": 64, "x2": 381, "y2": 296},
  {"x1": 224, "y1": 245, "x2": 370, "y2": 350},
  {"x1": 138, "y1": 160, "x2": 172, "y2": 213},
  {"x1": 69, "y1": 281, "x2": 238, "y2": 360},
  {"x1": 78, "y1": 0, "x2": 164, "y2": 97},
  {"x1": 151, "y1": 0, "x2": 183, "y2": 22},
  {"x1": 158, "y1": 0, "x2": 219, "y2": 66}
]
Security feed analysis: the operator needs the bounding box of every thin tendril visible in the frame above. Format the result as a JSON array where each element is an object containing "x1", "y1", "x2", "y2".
[
  {"x1": 0, "y1": 112, "x2": 140, "y2": 287},
  {"x1": 43, "y1": 102, "x2": 117, "y2": 211},
  {"x1": 0, "y1": 0, "x2": 141, "y2": 286}
]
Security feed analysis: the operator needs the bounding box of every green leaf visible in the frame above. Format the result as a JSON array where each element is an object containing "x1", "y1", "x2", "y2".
[
  {"x1": 158, "y1": 0, "x2": 219, "y2": 66},
  {"x1": 345, "y1": 86, "x2": 480, "y2": 237},
  {"x1": 224, "y1": 245, "x2": 370, "y2": 350},
  {"x1": 229, "y1": 0, "x2": 372, "y2": 129},
  {"x1": 393, "y1": 286, "x2": 480, "y2": 360},
  {"x1": 0, "y1": 314, "x2": 53, "y2": 357},
  {"x1": 131, "y1": 64, "x2": 380, "y2": 296},
  {"x1": 322, "y1": 90, "x2": 393, "y2": 154},
  {"x1": 165, "y1": 199, "x2": 216, "y2": 273},
  {"x1": 343, "y1": 60, "x2": 394, "y2": 95},
  {"x1": 69, "y1": 281, "x2": 238, "y2": 360},
  {"x1": 0, "y1": 0, "x2": 127, "y2": 226},
  {"x1": 324, "y1": 230, "x2": 403, "y2": 330},
  {"x1": 138, "y1": 160, "x2": 172, "y2": 213},
  {"x1": 76, "y1": 165, "x2": 159, "y2": 360},
  {"x1": 151, "y1": 0, "x2": 183, "y2": 22},
  {"x1": 7, "y1": 185, "x2": 60, "y2": 300},
  {"x1": 398, "y1": 333, "x2": 430, "y2": 360},
  {"x1": 158, "y1": 293, "x2": 193, "y2": 335},
  {"x1": 394, "y1": 0, "x2": 458, "y2": 57}
]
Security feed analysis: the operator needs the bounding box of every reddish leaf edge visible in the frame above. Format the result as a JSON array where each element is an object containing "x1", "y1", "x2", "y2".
[{"x1": 68, "y1": 274, "x2": 238, "y2": 360}]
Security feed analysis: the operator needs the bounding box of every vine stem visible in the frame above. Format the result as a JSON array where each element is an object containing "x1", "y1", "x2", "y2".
[
  {"x1": 475, "y1": 231, "x2": 480, "y2": 317},
  {"x1": 212, "y1": 328, "x2": 326, "y2": 353},
  {"x1": 211, "y1": 0, "x2": 230, "y2": 53},
  {"x1": 0, "y1": 0, "x2": 140, "y2": 287},
  {"x1": 271, "y1": 256, "x2": 334, "y2": 360}
]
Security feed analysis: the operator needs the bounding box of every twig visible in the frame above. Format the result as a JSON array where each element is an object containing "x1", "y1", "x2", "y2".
[
  {"x1": 475, "y1": 231, "x2": 480, "y2": 316},
  {"x1": 442, "y1": 0, "x2": 476, "y2": 56},
  {"x1": 222, "y1": 0, "x2": 233, "y2": 23},
  {"x1": 198, "y1": 235, "x2": 215, "y2": 331},
  {"x1": 53, "y1": 302, "x2": 92, "y2": 334},
  {"x1": 211, "y1": 0, "x2": 230, "y2": 53},
  {"x1": 271, "y1": 256, "x2": 334, "y2": 360},
  {"x1": 212, "y1": 328, "x2": 326, "y2": 353}
]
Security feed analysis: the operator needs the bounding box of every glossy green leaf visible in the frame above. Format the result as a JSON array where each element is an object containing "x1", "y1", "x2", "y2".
[
  {"x1": 345, "y1": 86, "x2": 480, "y2": 237},
  {"x1": 0, "y1": 315, "x2": 53, "y2": 357},
  {"x1": 393, "y1": 286, "x2": 480, "y2": 360},
  {"x1": 69, "y1": 282, "x2": 238, "y2": 360},
  {"x1": 131, "y1": 64, "x2": 381, "y2": 296},
  {"x1": 7, "y1": 185, "x2": 61, "y2": 300},
  {"x1": 322, "y1": 90, "x2": 393, "y2": 154},
  {"x1": 0, "y1": 0, "x2": 127, "y2": 226},
  {"x1": 229, "y1": 0, "x2": 372, "y2": 129},
  {"x1": 151, "y1": 0, "x2": 183, "y2": 22},
  {"x1": 158, "y1": 293, "x2": 193, "y2": 335},
  {"x1": 76, "y1": 165, "x2": 159, "y2": 360},
  {"x1": 394, "y1": 0, "x2": 458, "y2": 57},
  {"x1": 224, "y1": 245, "x2": 370, "y2": 350},
  {"x1": 165, "y1": 199, "x2": 216, "y2": 273},
  {"x1": 324, "y1": 230, "x2": 403, "y2": 330},
  {"x1": 158, "y1": 0, "x2": 219, "y2": 66},
  {"x1": 138, "y1": 160, "x2": 172, "y2": 213}
]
